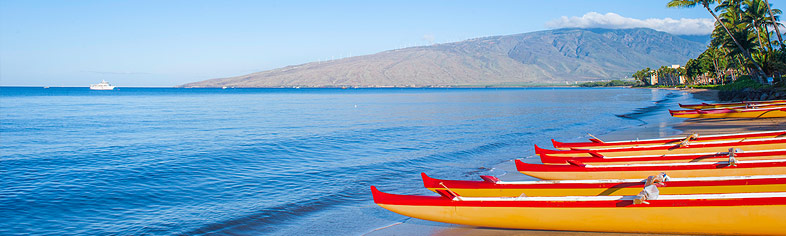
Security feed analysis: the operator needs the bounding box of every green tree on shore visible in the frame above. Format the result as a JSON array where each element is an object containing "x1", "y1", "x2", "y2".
[
  {"x1": 662, "y1": 0, "x2": 784, "y2": 87},
  {"x1": 763, "y1": 0, "x2": 784, "y2": 46},
  {"x1": 685, "y1": 47, "x2": 731, "y2": 84},
  {"x1": 632, "y1": 68, "x2": 652, "y2": 85},
  {"x1": 668, "y1": 0, "x2": 767, "y2": 80}
]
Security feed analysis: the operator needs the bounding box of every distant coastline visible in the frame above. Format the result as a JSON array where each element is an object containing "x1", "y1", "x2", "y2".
[
  {"x1": 2, "y1": 84, "x2": 638, "y2": 89},
  {"x1": 180, "y1": 28, "x2": 706, "y2": 88}
]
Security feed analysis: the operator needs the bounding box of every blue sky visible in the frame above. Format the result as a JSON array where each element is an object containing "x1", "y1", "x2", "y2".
[{"x1": 0, "y1": 0, "x2": 714, "y2": 86}]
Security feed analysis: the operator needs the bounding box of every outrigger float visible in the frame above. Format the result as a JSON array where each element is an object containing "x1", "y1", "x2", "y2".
[
  {"x1": 539, "y1": 149, "x2": 786, "y2": 165},
  {"x1": 422, "y1": 172, "x2": 786, "y2": 197},
  {"x1": 679, "y1": 99, "x2": 786, "y2": 109},
  {"x1": 551, "y1": 130, "x2": 786, "y2": 150},
  {"x1": 371, "y1": 186, "x2": 786, "y2": 235},
  {"x1": 535, "y1": 137, "x2": 786, "y2": 158},
  {"x1": 516, "y1": 159, "x2": 786, "y2": 180}
]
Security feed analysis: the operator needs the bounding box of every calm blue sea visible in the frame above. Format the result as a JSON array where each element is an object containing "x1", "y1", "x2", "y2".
[{"x1": 0, "y1": 87, "x2": 700, "y2": 235}]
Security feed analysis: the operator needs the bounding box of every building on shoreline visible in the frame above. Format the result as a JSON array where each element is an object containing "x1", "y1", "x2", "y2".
[{"x1": 649, "y1": 65, "x2": 685, "y2": 86}]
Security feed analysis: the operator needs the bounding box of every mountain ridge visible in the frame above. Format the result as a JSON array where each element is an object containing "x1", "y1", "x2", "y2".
[{"x1": 182, "y1": 28, "x2": 707, "y2": 88}]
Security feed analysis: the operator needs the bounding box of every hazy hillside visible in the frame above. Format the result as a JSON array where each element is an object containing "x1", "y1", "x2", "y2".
[{"x1": 182, "y1": 28, "x2": 707, "y2": 88}]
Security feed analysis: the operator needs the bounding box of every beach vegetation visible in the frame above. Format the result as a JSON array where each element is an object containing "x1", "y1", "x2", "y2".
[
  {"x1": 716, "y1": 75, "x2": 766, "y2": 90},
  {"x1": 578, "y1": 80, "x2": 639, "y2": 87},
  {"x1": 668, "y1": 0, "x2": 767, "y2": 79},
  {"x1": 632, "y1": 68, "x2": 653, "y2": 85},
  {"x1": 650, "y1": 0, "x2": 784, "y2": 87}
]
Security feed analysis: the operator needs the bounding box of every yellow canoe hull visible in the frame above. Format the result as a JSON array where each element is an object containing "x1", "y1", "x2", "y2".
[
  {"x1": 542, "y1": 143, "x2": 786, "y2": 158},
  {"x1": 553, "y1": 155, "x2": 786, "y2": 165},
  {"x1": 377, "y1": 204, "x2": 786, "y2": 235},
  {"x1": 680, "y1": 100, "x2": 786, "y2": 109},
  {"x1": 520, "y1": 166, "x2": 786, "y2": 180},
  {"x1": 672, "y1": 109, "x2": 786, "y2": 118},
  {"x1": 425, "y1": 183, "x2": 786, "y2": 197},
  {"x1": 555, "y1": 137, "x2": 786, "y2": 150}
]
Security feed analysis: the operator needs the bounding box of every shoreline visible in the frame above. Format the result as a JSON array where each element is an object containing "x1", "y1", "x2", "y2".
[
  {"x1": 365, "y1": 88, "x2": 785, "y2": 236},
  {"x1": 1, "y1": 86, "x2": 636, "y2": 89}
]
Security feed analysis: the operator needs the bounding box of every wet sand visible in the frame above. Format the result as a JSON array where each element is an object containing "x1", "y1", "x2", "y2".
[
  {"x1": 365, "y1": 89, "x2": 785, "y2": 236},
  {"x1": 680, "y1": 88, "x2": 718, "y2": 102},
  {"x1": 366, "y1": 222, "x2": 686, "y2": 236}
]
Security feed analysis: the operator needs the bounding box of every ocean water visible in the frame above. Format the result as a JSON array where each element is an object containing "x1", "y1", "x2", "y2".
[{"x1": 0, "y1": 87, "x2": 700, "y2": 235}]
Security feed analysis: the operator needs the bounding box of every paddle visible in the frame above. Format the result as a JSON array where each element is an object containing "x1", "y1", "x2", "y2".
[
  {"x1": 587, "y1": 133, "x2": 604, "y2": 143},
  {"x1": 438, "y1": 182, "x2": 463, "y2": 201}
]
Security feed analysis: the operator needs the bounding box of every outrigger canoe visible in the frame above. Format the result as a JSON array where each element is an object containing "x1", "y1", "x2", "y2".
[
  {"x1": 669, "y1": 106, "x2": 786, "y2": 118},
  {"x1": 679, "y1": 99, "x2": 786, "y2": 109},
  {"x1": 422, "y1": 172, "x2": 786, "y2": 197},
  {"x1": 539, "y1": 149, "x2": 786, "y2": 165},
  {"x1": 673, "y1": 104, "x2": 786, "y2": 114},
  {"x1": 669, "y1": 105, "x2": 786, "y2": 116},
  {"x1": 551, "y1": 130, "x2": 786, "y2": 150},
  {"x1": 516, "y1": 159, "x2": 786, "y2": 180},
  {"x1": 535, "y1": 137, "x2": 786, "y2": 158},
  {"x1": 372, "y1": 186, "x2": 786, "y2": 235}
]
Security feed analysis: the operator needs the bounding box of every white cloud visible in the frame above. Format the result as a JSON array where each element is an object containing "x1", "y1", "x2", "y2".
[
  {"x1": 422, "y1": 34, "x2": 435, "y2": 44},
  {"x1": 545, "y1": 12, "x2": 716, "y2": 35}
]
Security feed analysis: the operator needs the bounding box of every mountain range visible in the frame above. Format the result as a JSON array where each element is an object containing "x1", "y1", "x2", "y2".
[{"x1": 181, "y1": 28, "x2": 708, "y2": 88}]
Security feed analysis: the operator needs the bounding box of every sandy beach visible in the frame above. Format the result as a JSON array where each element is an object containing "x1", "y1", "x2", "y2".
[{"x1": 365, "y1": 89, "x2": 785, "y2": 236}]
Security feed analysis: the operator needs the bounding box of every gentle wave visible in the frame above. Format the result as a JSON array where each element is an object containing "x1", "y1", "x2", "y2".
[
  {"x1": 615, "y1": 92, "x2": 680, "y2": 122},
  {"x1": 0, "y1": 87, "x2": 701, "y2": 235}
]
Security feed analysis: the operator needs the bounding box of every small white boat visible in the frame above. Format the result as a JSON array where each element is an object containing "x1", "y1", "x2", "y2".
[{"x1": 90, "y1": 80, "x2": 115, "y2": 90}]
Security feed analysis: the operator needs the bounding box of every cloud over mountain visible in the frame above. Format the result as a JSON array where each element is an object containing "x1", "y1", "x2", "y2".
[{"x1": 546, "y1": 12, "x2": 715, "y2": 35}]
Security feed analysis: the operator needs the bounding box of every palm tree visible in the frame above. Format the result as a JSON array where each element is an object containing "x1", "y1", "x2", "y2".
[
  {"x1": 742, "y1": 0, "x2": 770, "y2": 52},
  {"x1": 740, "y1": 0, "x2": 784, "y2": 76},
  {"x1": 763, "y1": 0, "x2": 784, "y2": 46},
  {"x1": 759, "y1": 6, "x2": 782, "y2": 51},
  {"x1": 668, "y1": 0, "x2": 766, "y2": 80},
  {"x1": 715, "y1": 0, "x2": 744, "y2": 20}
]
